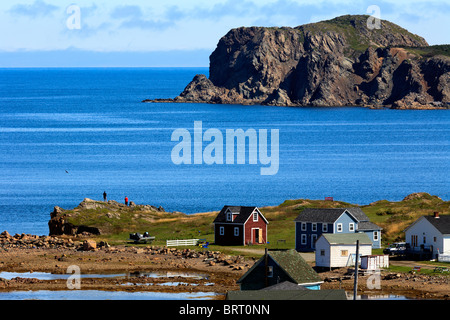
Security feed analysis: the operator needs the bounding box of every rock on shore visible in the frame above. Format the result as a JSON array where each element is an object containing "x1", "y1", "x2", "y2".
[
  {"x1": 48, "y1": 198, "x2": 171, "y2": 236},
  {"x1": 143, "y1": 15, "x2": 450, "y2": 109}
]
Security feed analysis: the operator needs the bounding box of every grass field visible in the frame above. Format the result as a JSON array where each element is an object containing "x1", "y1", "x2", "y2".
[{"x1": 67, "y1": 193, "x2": 449, "y2": 259}]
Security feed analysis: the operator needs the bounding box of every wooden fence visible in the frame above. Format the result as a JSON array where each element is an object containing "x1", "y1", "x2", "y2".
[{"x1": 166, "y1": 239, "x2": 199, "y2": 247}]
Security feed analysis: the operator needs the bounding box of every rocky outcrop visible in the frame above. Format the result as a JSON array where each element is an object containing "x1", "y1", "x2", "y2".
[
  {"x1": 48, "y1": 198, "x2": 171, "y2": 236},
  {"x1": 143, "y1": 15, "x2": 450, "y2": 109}
]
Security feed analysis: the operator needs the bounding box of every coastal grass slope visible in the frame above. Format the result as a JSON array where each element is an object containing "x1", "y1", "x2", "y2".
[{"x1": 49, "y1": 193, "x2": 449, "y2": 255}]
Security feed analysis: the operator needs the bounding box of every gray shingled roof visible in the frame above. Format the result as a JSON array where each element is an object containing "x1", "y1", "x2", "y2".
[
  {"x1": 213, "y1": 206, "x2": 268, "y2": 224},
  {"x1": 423, "y1": 215, "x2": 450, "y2": 235},
  {"x1": 226, "y1": 289, "x2": 348, "y2": 300},
  {"x1": 321, "y1": 233, "x2": 373, "y2": 245},
  {"x1": 261, "y1": 281, "x2": 308, "y2": 291},
  {"x1": 294, "y1": 207, "x2": 370, "y2": 223},
  {"x1": 237, "y1": 249, "x2": 322, "y2": 285},
  {"x1": 357, "y1": 221, "x2": 383, "y2": 231}
]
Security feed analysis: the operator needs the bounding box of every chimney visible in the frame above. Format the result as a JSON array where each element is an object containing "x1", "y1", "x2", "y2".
[{"x1": 434, "y1": 212, "x2": 439, "y2": 218}]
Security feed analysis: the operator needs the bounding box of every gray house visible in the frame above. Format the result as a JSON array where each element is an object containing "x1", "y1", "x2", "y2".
[{"x1": 294, "y1": 208, "x2": 382, "y2": 252}]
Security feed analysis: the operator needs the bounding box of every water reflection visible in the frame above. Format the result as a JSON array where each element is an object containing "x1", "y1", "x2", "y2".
[{"x1": 0, "y1": 290, "x2": 219, "y2": 300}]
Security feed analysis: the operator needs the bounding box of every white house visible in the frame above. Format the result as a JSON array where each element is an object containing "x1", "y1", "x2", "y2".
[
  {"x1": 404, "y1": 213, "x2": 450, "y2": 259},
  {"x1": 315, "y1": 233, "x2": 372, "y2": 269}
]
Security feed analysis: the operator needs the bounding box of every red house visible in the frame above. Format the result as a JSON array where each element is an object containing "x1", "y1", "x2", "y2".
[{"x1": 213, "y1": 206, "x2": 269, "y2": 246}]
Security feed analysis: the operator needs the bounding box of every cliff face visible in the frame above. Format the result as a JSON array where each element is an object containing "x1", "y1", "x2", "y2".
[{"x1": 145, "y1": 15, "x2": 449, "y2": 109}]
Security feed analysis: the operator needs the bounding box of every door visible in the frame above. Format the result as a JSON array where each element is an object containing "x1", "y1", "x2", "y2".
[{"x1": 253, "y1": 228, "x2": 261, "y2": 244}]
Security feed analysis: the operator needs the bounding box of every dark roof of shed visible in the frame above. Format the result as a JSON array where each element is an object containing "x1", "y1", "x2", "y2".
[
  {"x1": 226, "y1": 289, "x2": 348, "y2": 300},
  {"x1": 213, "y1": 206, "x2": 267, "y2": 224},
  {"x1": 261, "y1": 281, "x2": 308, "y2": 291},
  {"x1": 294, "y1": 207, "x2": 369, "y2": 223},
  {"x1": 237, "y1": 249, "x2": 322, "y2": 285}
]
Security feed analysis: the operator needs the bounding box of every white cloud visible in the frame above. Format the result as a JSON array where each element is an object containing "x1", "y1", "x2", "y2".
[{"x1": 0, "y1": 0, "x2": 448, "y2": 53}]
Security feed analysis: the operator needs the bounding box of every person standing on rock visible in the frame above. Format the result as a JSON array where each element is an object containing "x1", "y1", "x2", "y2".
[
  {"x1": 103, "y1": 191, "x2": 107, "y2": 202},
  {"x1": 125, "y1": 196, "x2": 128, "y2": 206}
]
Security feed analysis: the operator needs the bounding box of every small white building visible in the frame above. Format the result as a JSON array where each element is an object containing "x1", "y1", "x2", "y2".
[
  {"x1": 315, "y1": 233, "x2": 372, "y2": 269},
  {"x1": 360, "y1": 255, "x2": 389, "y2": 271},
  {"x1": 404, "y1": 213, "x2": 450, "y2": 259}
]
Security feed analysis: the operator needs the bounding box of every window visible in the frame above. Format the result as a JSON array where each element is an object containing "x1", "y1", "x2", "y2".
[
  {"x1": 320, "y1": 250, "x2": 325, "y2": 256},
  {"x1": 341, "y1": 250, "x2": 348, "y2": 257},
  {"x1": 267, "y1": 266, "x2": 273, "y2": 278},
  {"x1": 226, "y1": 212, "x2": 232, "y2": 221},
  {"x1": 312, "y1": 223, "x2": 317, "y2": 231},
  {"x1": 234, "y1": 227, "x2": 239, "y2": 236},
  {"x1": 253, "y1": 211, "x2": 258, "y2": 222},
  {"x1": 411, "y1": 235, "x2": 418, "y2": 247},
  {"x1": 337, "y1": 223, "x2": 343, "y2": 232},
  {"x1": 219, "y1": 226, "x2": 224, "y2": 235},
  {"x1": 434, "y1": 237, "x2": 437, "y2": 242},
  {"x1": 301, "y1": 222, "x2": 306, "y2": 231},
  {"x1": 322, "y1": 224, "x2": 328, "y2": 232},
  {"x1": 374, "y1": 231, "x2": 379, "y2": 241},
  {"x1": 301, "y1": 234, "x2": 307, "y2": 245},
  {"x1": 311, "y1": 234, "x2": 317, "y2": 248},
  {"x1": 349, "y1": 223, "x2": 355, "y2": 232}
]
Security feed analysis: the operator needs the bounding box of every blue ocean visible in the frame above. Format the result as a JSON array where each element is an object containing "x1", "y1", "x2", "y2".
[{"x1": 0, "y1": 68, "x2": 449, "y2": 235}]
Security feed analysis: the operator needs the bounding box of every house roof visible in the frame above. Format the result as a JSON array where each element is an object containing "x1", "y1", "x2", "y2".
[
  {"x1": 237, "y1": 249, "x2": 322, "y2": 285},
  {"x1": 406, "y1": 215, "x2": 450, "y2": 235},
  {"x1": 213, "y1": 206, "x2": 268, "y2": 224},
  {"x1": 294, "y1": 207, "x2": 369, "y2": 223},
  {"x1": 357, "y1": 221, "x2": 383, "y2": 231},
  {"x1": 423, "y1": 215, "x2": 450, "y2": 235},
  {"x1": 226, "y1": 289, "x2": 348, "y2": 300},
  {"x1": 320, "y1": 233, "x2": 373, "y2": 245},
  {"x1": 261, "y1": 281, "x2": 308, "y2": 291}
]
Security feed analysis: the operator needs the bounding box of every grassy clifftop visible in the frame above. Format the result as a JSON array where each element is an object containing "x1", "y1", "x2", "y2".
[{"x1": 50, "y1": 193, "x2": 449, "y2": 250}]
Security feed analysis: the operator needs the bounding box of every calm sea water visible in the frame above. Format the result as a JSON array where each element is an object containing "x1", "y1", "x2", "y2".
[{"x1": 0, "y1": 68, "x2": 449, "y2": 235}]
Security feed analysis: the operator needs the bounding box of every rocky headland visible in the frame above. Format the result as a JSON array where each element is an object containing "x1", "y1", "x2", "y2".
[{"x1": 144, "y1": 15, "x2": 450, "y2": 109}]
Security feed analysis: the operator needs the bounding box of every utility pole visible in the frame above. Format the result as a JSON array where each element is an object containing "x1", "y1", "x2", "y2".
[
  {"x1": 353, "y1": 239, "x2": 359, "y2": 300},
  {"x1": 264, "y1": 248, "x2": 268, "y2": 288}
]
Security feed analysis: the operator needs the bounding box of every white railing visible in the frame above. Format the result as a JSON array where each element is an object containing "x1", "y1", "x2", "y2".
[{"x1": 166, "y1": 239, "x2": 199, "y2": 247}]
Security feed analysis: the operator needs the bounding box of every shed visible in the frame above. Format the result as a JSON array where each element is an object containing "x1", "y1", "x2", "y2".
[
  {"x1": 360, "y1": 255, "x2": 389, "y2": 271},
  {"x1": 237, "y1": 249, "x2": 323, "y2": 290},
  {"x1": 315, "y1": 233, "x2": 372, "y2": 269}
]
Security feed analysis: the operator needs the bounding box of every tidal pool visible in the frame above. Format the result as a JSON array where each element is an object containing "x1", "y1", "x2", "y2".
[{"x1": 0, "y1": 290, "x2": 219, "y2": 300}]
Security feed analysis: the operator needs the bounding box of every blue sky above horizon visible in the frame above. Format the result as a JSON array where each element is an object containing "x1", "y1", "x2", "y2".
[{"x1": 1, "y1": 0, "x2": 449, "y2": 67}]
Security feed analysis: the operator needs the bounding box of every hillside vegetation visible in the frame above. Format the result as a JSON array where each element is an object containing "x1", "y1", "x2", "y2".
[{"x1": 50, "y1": 193, "x2": 449, "y2": 251}]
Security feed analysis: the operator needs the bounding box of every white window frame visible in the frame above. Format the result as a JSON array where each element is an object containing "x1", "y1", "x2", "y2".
[
  {"x1": 374, "y1": 231, "x2": 379, "y2": 241},
  {"x1": 349, "y1": 223, "x2": 355, "y2": 232},
  {"x1": 337, "y1": 223, "x2": 343, "y2": 232},
  {"x1": 322, "y1": 223, "x2": 328, "y2": 232},
  {"x1": 301, "y1": 222, "x2": 307, "y2": 231},
  {"x1": 253, "y1": 211, "x2": 258, "y2": 222},
  {"x1": 219, "y1": 226, "x2": 224, "y2": 235},
  {"x1": 234, "y1": 227, "x2": 239, "y2": 236},
  {"x1": 301, "y1": 234, "x2": 307, "y2": 245},
  {"x1": 312, "y1": 223, "x2": 317, "y2": 232}
]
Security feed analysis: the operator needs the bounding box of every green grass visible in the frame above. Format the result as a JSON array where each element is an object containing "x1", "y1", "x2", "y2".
[
  {"x1": 403, "y1": 45, "x2": 450, "y2": 58},
  {"x1": 67, "y1": 193, "x2": 449, "y2": 258}
]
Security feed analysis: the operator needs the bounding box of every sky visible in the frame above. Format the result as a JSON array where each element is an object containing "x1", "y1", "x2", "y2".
[{"x1": 0, "y1": 0, "x2": 449, "y2": 67}]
